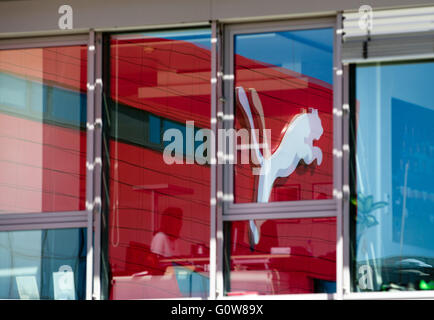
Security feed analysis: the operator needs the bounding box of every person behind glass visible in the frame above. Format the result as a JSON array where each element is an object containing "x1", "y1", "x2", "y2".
[{"x1": 151, "y1": 207, "x2": 183, "y2": 259}]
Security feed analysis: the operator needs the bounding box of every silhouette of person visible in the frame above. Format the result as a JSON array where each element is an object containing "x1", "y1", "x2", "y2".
[{"x1": 150, "y1": 207, "x2": 183, "y2": 258}]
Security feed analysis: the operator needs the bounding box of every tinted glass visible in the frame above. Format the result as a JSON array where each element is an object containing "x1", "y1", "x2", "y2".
[
  {"x1": 108, "y1": 29, "x2": 211, "y2": 299},
  {"x1": 0, "y1": 46, "x2": 87, "y2": 213},
  {"x1": 0, "y1": 228, "x2": 86, "y2": 300},
  {"x1": 233, "y1": 28, "x2": 334, "y2": 203},
  {"x1": 352, "y1": 61, "x2": 434, "y2": 292},
  {"x1": 225, "y1": 218, "x2": 336, "y2": 295}
]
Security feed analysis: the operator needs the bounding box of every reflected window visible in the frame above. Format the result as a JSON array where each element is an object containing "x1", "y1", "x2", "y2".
[
  {"x1": 0, "y1": 228, "x2": 86, "y2": 300},
  {"x1": 233, "y1": 28, "x2": 334, "y2": 203},
  {"x1": 0, "y1": 46, "x2": 87, "y2": 213},
  {"x1": 351, "y1": 60, "x2": 434, "y2": 292},
  {"x1": 224, "y1": 218, "x2": 336, "y2": 295}
]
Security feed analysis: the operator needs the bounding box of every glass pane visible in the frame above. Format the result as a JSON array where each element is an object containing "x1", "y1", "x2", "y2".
[
  {"x1": 352, "y1": 60, "x2": 434, "y2": 292},
  {"x1": 0, "y1": 228, "x2": 86, "y2": 300},
  {"x1": 149, "y1": 115, "x2": 161, "y2": 145},
  {"x1": 0, "y1": 46, "x2": 87, "y2": 213},
  {"x1": 233, "y1": 28, "x2": 334, "y2": 203},
  {"x1": 225, "y1": 217, "x2": 336, "y2": 295},
  {"x1": 108, "y1": 29, "x2": 211, "y2": 299}
]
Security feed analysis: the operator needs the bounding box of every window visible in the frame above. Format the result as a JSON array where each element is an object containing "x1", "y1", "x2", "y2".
[
  {"x1": 225, "y1": 217, "x2": 336, "y2": 295},
  {"x1": 0, "y1": 35, "x2": 93, "y2": 301},
  {"x1": 230, "y1": 27, "x2": 334, "y2": 204},
  {"x1": 222, "y1": 19, "x2": 338, "y2": 297},
  {"x1": 106, "y1": 28, "x2": 212, "y2": 299},
  {"x1": 0, "y1": 228, "x2": 86, "y2": 300},
  {"x1": 0, "y1": 45, "x2": 87, "y2": 213},
  {"x1": 350, "y1": 60, "x2": 434, "y2": 292}
]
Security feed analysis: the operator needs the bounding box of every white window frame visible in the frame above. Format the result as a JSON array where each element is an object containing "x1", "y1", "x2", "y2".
[
  {"x1": 215, "y1": 15, "x2": 345, "y2": 299},
  {"x1": 222, "y1": 17, "x2": 341, "y2": 218},
  {"x1": 0, "y1": 31, "x2": 103, "y2": 301}
]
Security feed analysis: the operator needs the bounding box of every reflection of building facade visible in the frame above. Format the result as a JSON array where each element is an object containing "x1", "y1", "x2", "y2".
[{"x1": 0, "y1": 0, "x2": 433, "y2": 300}]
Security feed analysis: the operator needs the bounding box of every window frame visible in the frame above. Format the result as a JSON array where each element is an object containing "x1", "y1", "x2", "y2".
[
  {"x1": 101, "y1": 25, "x2": 216, "y2": 301},
  {"x1": 343, "y1": 58, "x2": 434, "y2": 298},
  {"x1": 217, "y1": 16, "x2": 344, "y2": 299},
  {"x1": 222, "y1": 17, "x2": 341, "y2": 219},
  {"x1": 0, "y1": 32, "x2": 101, "y2": 301}
]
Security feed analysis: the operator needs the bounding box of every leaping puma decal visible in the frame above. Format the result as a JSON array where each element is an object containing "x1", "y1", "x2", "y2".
[{"x1": 236, "y1": 86, "x2": 324, "y2": 245}]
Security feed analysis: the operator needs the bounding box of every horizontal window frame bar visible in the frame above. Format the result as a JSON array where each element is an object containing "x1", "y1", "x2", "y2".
[
  {"x1": 222, "y1": 209, "x2": 337, "y2": 221},
  {"x1": 218, "y1": 290, "x2": 434, "y2": 300},
  {"x1": 225, "y1": 199, "x2": 337, "y2": 216},
  {"x1": 224, "y1": 16, "x2": 335, "y2": 36},
  {"x1": 218, "y1": 293, "x2": 336, "y2": 300},
  {"x1": 0, "y1": 222, "x2": 88, "y2": 232},
  {"x1": 342, "y1": 30, "x2": 434, "y2": 42},
  {"x1": 0, "y1": 34, "x2": 89, "y2": 50},
  {"x1": 98, "y1": 22, "x2": 211, "y2": 36},
  {"x1": 0, "y1": 210, "x2": 88, "y2": 231},
  {"x1": 152, "y1": 297, "x2": 205, "y2": 300},
  {"x1": 342, "y1": 53, "x2": 434, "y2": 64},
  {"x1": 343, "y1": 290, "x2": 434, "y2": 300}
]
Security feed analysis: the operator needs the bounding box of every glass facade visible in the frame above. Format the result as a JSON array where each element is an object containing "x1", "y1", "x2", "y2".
[
  {"x1": 351, "y1": 60, "x2": 434, "y2": 292},
  {"x1": 0, "y1": 228, "x2": 86, "y2": 300},
  {"x1": 0, "y1": 46, "x2": 87, "y2": 213},
  {"x1": 0, "y1": 9, "x2": 433, "y2": 301},
  {"x1": 107, "y1": 29, "x2": 211, "y2": 299}
]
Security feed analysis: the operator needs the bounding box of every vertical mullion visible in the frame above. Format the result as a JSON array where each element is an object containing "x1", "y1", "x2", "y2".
[
  {"x1": 86, "y1": 29, "x2": 96, "y2": 300},
  {"x1": 209, "y1": 21, "x2": 218, "y2": 300},
  {"x1": 334, "y1": 12, "x2": 344, "y2": 300},
  {"x1": 226, "y1": 28, "x2": 235, "y2": 211},
  {"x1": 342, "y1": 63, "x2": 351, "y2": 296},
  {"x1": 216, "y1": 23, "x2": 225, "y2": 298},
  {"x1": 92, "y1": 31, "x2": 103, "y2": 300}
]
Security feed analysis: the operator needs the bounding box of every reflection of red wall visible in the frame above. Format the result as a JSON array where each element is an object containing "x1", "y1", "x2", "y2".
[
  {"x1": 0, "y1": 114, "x2": 86, "y2": 212},
  {"x1": 229, "y1": 218, "x2": 336, "y2": 294},
  {"x1": 108, "y1": 142, "x2": 210, "y2": 275},
  {"x1": 0, "y1": 45, "x2": 87, "y2": 213},
  {"x1": 111, "y1": 38, "x2": 211, "y2": 129},
  {"x1": 0, "y1": 46, "x2": 87, "y2": 92},
  {"x1": 234, "y1": 56, "x2": 333, "y2": 203},
  {"x1": 109, "y1": 36, "x2": 211, "y2": 299},
  {"x1": 108, "y1": 35, "x2": 335, "y2": 298}
]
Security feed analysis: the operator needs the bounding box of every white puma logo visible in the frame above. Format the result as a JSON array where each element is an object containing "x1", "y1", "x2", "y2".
[{"x1": 236, "y1": 86, "x2": 324, "y2": 245}]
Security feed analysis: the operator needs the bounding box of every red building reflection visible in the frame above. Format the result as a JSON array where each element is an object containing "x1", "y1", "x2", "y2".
[
  {"x1": 0, "y1": 33, "x2": 335, "y2": 298},
  {"x1": 108, "y1": 32, "x2": 335, "y2": 298},
  {"x1": 0, "y1": 46, "x2": 87, "y2": 213}
]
